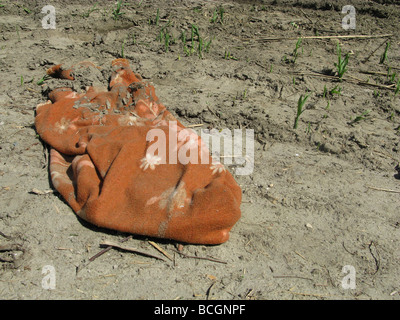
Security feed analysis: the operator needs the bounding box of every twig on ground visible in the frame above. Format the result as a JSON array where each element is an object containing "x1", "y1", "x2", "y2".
[
  {"x1": 206, "y1": 281, "x2": 216, "y2": 300},
  {"x1": 148, "y1": 240, "x2": 173, "y2": 261},
  {"x1": 368, "y1": 241, "x2": 380, "y2": 275},
  {"x1": 100, "y1": 240, "x2": 166, "y2": 261},
  {"x1": 291, "y1": 71, "x2": 395, "y2": 90},
  {"x1": 171, "y1": 249, "x2": 227, "y2": 264},
  {"x1": 289, "y1": 290, "x2": 331, "y2": 298},
  {"x1": 30, "y1": 188, "x2": 54, "y2": 195},
  {"x1": 0, "y1": 244, "x2": 23, "y2": 252},
  {"x1": 89, "y1": 236, "x2": 132, "y2": 262},
  {"x1": 362, "y1": 39, "x2": 389, "y2": 63},
  {"x1": 255, "y1": 34, "x2": 393, "y2": 42},
  {"x1": 372, "y1": 149, "x2": 398, "y2": 162},
  {"x1": 0, "y1": 231, "x2": 11, "y2": 239},
  {"x1": 366, "y1": 185, "x2": 400, "y2": 194},
  {"x1": 273, "y1": 275, "x2": 313, "y2": 281},
  {"x1": 76, "y1": 235, "x2": 133, "y2": 274},
  {"x1": 342, "y1": 241, "x2": 357, "y2": 255},
  {"x1": 186, "y1": 124, "x2": 204, "y2": 128}
]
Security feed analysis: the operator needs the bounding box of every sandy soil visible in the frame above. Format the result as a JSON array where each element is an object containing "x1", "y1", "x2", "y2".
[{"x1": 0, "y1": 0, "x2": 399, "y2": 300}]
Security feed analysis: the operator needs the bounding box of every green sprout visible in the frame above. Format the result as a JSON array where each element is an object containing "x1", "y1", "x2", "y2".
[
  {"x1": 349, "y1": 110, "x2": 371, "y2": 125},
  {"x1": 157, "y1": 21, "x2": 174, "y2": 53},
  {"x1": 181, "y1": 25, "x2": 211, "y2": 58},
  {"x1": 37, "y1": 75, "x2": 50, "y2": 86},
  {"x1": 149, "y1": 8, "x2": 160, "y2": 25},
  {"x1": 155, "y1": 8, "x2": 160, "y2": 26},
  {"x1": 210, "y1": 6, "x2": 224, "y2": 24},
  {"x1": 224, "y1": 50, "x2": 237, "y2": 60},
  {"x1": 394, "y1": 79, "x2": 400, "y2": 97},
  {"x1": 164, "y1": 31, "x2": 171, "y2": 52},
  {"x1": 293, "y1": 94, "x2": 309, "y2": 129},
  {"x1": 380, "y1": 41, "x2": 390, "y2": 64},
  {"x1": 121, "y1": 39, "x2": 126, "y2": 58},
  {"x1": 327, "y1": 84, "x2": 342, "y2": 96},
  {"x1": 292, "y1": 38, "x2": 303, "y2": 63},
  {"x1": 219, "y1": 6, "x2": 224, "y2": 23},
  {"x1": 82, "y1": 3, "x2": 98, "y2": 18},
  {"x1": 334, "y1": 42, "x2": 349, "y2": 81},
  {"x1": 15, "y1": 3, "x2": 31, "y2": 13},
  {"x1": 112, "y1": 0, "x2": 124, "y2": 21},
  {"x1": 210, "y1": 9, "x2": 218, "y2": 23}
]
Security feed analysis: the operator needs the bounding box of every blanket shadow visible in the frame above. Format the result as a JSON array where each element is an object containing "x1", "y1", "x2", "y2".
[{"x1": 74, "y1": 210, "x2": 182, "y2": 247}]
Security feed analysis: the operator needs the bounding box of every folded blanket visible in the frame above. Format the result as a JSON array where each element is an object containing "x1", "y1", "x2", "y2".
[{"x1": 35, "y1": 59, "x2": 242, "y2": 244}]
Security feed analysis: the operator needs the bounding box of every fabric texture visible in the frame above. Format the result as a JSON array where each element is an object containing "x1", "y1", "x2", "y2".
[{"x1": 35, "y1": 59, "x2": 242, "y2": 244}]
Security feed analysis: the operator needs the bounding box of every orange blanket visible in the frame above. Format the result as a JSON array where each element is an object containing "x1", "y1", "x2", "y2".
[{"x1": 35, "y1": 59, "x2": 242, "y2": 244}]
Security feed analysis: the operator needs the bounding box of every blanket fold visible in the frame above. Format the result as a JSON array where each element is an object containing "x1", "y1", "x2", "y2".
[{"x1": 35, "y1": 59, "x2": 241, "y2": 244}]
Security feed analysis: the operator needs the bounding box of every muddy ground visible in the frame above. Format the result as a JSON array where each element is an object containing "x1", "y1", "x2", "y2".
[{"x1": 0, "y1": 0, "x2": 399, "y2": 300}]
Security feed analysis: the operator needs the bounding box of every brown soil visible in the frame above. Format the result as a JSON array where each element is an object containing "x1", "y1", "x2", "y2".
[{"x1": 0, "y1": 0, "x2": 399, "y2": 300}]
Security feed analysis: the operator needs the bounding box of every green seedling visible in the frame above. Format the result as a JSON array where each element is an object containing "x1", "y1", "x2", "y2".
[
  {"x1": 323, "y1": 84, "x2": 341, "y2": 100},
  {"x1": 224, "y1": 50, "x2": 237, "y2": 60},
  {"x1": 149, "y1": 8, "x2": 160, "y2": 25},
  {"x1": 193, "y1": 6, "x2": 201, "y2": 14},
  {"x1": 20, "y1": 76, "x2": 24, "y2": 86},
  {"x1": 305, "y1": 122, "x2": 312, "y2": 134},
  {"x1": 325, "y1": 100, "x2": 330, "y2": 110},
  {"x1": 15, "y1": 4, "x2": 31, "y2": 13},
  {"x1": 0, "y1": 3, "x2": 4, "y2": 8},
  {"x1": 164, "y1": 31, "x2": 171, "y2": 52},
  {"x1": 182, "y1": 31, "x2": 190, "y2": 56},
  {"x1": 191, "y1": 24, "x2": 199, "y2": 43},
  {"x1": 390, "y1": 72, "x2": 397, "y2": 83},
  {"x1": 334, "y1": 42, "x2": 349, "y2": 81},
  {"x1": 157, "y1": 22, "x2": 174, "y2": 53},
  {"x1": 155, "y1": 8, "x2": 160, "y2": 26},
  {"x1": 330, "y1": 84, "x2": 341, "y2": 96},
  {"x1": 204, "y1": 38, "x2": 212, "y2": 53},
  {"x1": 293, "y1": 94, "x2": 309, "y2": 129},
  {"x1": 211, "y1": 6, "x2": 224, "y2": 24},
  {"x1": 197, "y1": 36, "x2": 203, "y2": 58},
  {"x1": 37, "y1": 75, "x2": 50, "y2": 85},
  {"x1": 219, "y1": 6, "x2": 225, "y2": 23},
  {"x1": 349, "y1": 110, "x2": 371, "y2": 125},
  {"x1": 394, "y1": 79, "x2": 400, "y2": 97},
  {"x1": 112, "y1": 0, "x2": 124, "y2": 21},
  {"x1": 292, "y1": 38, "x2": 303, "y2": 63},
  {"x1": 380, "y1": 41, "x2": 390, "y2": 64},
  {"x1": 121, "y1": 39, "x2": 126, "y2": 58},
  {"x1": 386, "y1": 67, "x2": 398, "y2": 83},
  {"x1": 82, "y1": 3, "x2": 98, "y2": 18},
  {"x1": 16, "y1": 25, "x2": 21, "y2": 42},
  {"x1": 181, "y1": 25, "x2": 210, "y2": 58},
  {"x1": 235, "y1": 89, "x2": 247, "y2": 101},
  {"x1": 181, "y1": 30, "x2": 189, "y2": 55},
  {"x1": 210, "y1": 8, "x2": 218, "y2": 23}
]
